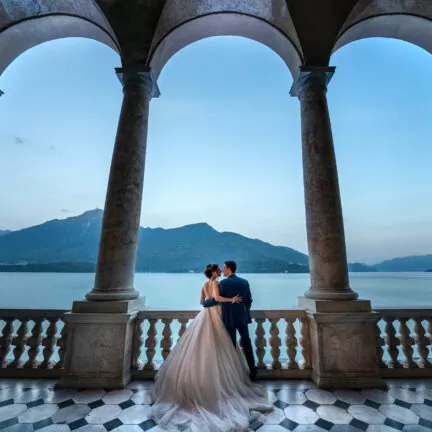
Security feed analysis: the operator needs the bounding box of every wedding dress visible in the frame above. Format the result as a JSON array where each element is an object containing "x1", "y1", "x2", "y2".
[{"x1": 150, "y1": 280, "x2": 272, "y2": 431}]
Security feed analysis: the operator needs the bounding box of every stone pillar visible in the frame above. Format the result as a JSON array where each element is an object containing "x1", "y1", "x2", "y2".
[
  {"x1": 291, "y1": 67, "x2": 384, "y2": 388},
  {"x1": 57, "y1": 67, "x2": 159, "y2": 389}
]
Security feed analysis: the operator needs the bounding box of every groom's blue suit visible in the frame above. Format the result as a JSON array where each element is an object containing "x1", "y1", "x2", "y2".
[{"x1": 203, "y1": 274, "x2": 257, "y2": 379}]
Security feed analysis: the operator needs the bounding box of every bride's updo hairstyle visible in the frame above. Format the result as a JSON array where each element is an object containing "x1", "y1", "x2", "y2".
[{"x1": 204, "y1": 264, "x2": 218, "y2": 279}]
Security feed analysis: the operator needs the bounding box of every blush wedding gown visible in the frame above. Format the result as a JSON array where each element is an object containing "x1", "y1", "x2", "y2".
[{"x1": 150, "y1": 280, "x2": 272, "y2": 431}]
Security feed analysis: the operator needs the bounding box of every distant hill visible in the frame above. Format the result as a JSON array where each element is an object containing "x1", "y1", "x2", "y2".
[
  {"x1": 374, "y1": 255, "x2": 432, "y2": 272},
  {"x1": 0, "y1": 210, "x2": 309, "y2": 273},
  {"x1": 0, "y1": 230, "x2": 11, "y2": 237},
  {"x1": 348, "y1": 263, "x2": 376, "y2": 272}
]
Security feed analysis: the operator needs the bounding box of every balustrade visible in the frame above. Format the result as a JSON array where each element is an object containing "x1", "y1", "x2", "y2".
[
  {"x1": 374, "y1": 308, "x2": 432, "y2": 378},
  {"x1": 0, "y1": 310, "x2": 68, "y2": 377}
]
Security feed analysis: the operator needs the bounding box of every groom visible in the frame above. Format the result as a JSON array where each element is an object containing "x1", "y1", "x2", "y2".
[{"x1": 203, "y1": 261, "x2": 257, "y2": 381}]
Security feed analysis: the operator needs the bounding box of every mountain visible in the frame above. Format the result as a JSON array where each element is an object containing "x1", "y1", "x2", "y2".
[
  {"x1": 0, "y1": 210, "x2": 309, "y2": 273},
  {"x1": 0, "y1": 230, "x2": 11, "y2": 237},
  {"x1": 348, "y1": 263, "x2": 376, "y2": 272},
  {"x1": 374, "y1": 255, "x2": 432, "y2": 272}
]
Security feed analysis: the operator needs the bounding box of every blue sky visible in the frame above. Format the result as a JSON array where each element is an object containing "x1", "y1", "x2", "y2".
[{"x1": 0, "y1": 36, "x2": 431, "y2": 264}]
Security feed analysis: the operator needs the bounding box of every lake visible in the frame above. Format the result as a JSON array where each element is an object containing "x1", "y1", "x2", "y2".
[{"x1": 0, "y1": 272, "x2": 431, "y2": 309}]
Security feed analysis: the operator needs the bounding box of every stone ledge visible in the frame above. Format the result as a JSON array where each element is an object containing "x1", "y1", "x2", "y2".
[
  {"x1": 72, "y1": 297, "x2": 146, "y2": 314},
  {"x1": 299, "y1": 297, "x2": 371, "y2": 313}
]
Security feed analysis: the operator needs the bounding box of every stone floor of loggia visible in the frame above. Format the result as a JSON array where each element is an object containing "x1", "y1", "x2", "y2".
[{"x1": 0, "y1": 378, "x2": 431, "y2": 431}]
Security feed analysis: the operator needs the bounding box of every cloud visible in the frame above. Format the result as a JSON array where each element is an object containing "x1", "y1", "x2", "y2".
[{"x1": 60, "y1": 209, "x2": 71, "y2": 213}]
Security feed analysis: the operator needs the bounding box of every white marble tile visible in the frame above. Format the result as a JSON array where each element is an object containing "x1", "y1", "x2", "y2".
[
  {"x1": 18, "y1": 404, "x2": 58, "y2": 423},
  {"x1": 86, "y1": 404, "x2": 122, "y2": 424},
  {"x1": 334, "y1": 389, "x2": 366, "y2": 404},
  {"x1": 277, "y1": 389, "x2": 307, "y2": 404},
  {"x1": 361, "y1": 389, "x2": 395, "y2": 404},
  {"x1": 73, "y1": 390, "x2": 105, "y2": 404},
  {"x1": 102, "y1": 389, "x2": 133, "y2": 404},
  {"x1": 284, "y1": 406, "x2": 319, "y2": 424},
  {"x1": 289, "y1": 426, "x2": 326, "y2": 432},
  {"x1": 367, "y1": 426, "x2": 402, "y2": 432},
  {"x1": 266, "y1": 390, "x2": 277, "y2": 404},
  {"x1": 43, "y1": 389, "x2": 78, "y2": 404},
  {"x1": 388, "y1": 387, "x2": 424, "y2": 404},
  {"x1": 52, "y1": 404, "x2": 91, "y2": 424},
  {"x1": 379, "y1": 404, "x2": 419, "y2": 424},
  {"x1": 403, "y1": 426, "x2": 432, "y2": 432},
  {"x1": 257, "y1": 426, "x2": 294, "y2": 432},
  {"x1": 316, "y1": 405, "x2": 352, "y2": 423},
  {"x1": 131, "y1": 390, "x2": 152, "y2": 405},
  {"x1": 348, "y1": 405, "x2": 386, "y2": 424},
  {"x1": 38, "y1": 425, "x2": 70, "y2": 432},
  {"x1": 72, "y1": 426, "x2": 106, "y2": 432},
  {"x1": 0, "y1": 403, "x2": 27, "y2": 421},
  {"x1": 306, "y1": 389, "x2": 336, "y2": 405},
  {"x1": 126, "y1": 381, "x2": 153, "y2": 390},
  {"x1": 113, "y1": 427, "x2": 144, "y2": 432},
  {"x1": 264, "y1": 380, "x2": 316, "y2": 391},
  {"x1": 2, "y1": 423, "x2": 34, "y2": 432},
  {"x1": 331, "y1": 426, "x2": 363, "y2": 432},
  {"x1": 261, "y1": 407, "x2": 285, "y2": 424},
  {"x1": 12, "y1": 389, "x2": 51, "y2": 404},
  {"x1": 118, "y1": 405, "x2": 151, "y2": 424},
  {"x1": 410, "y1": 403, "x2": 432, "y2": 421}
]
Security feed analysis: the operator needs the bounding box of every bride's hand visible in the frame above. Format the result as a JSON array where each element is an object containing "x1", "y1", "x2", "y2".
[{"x1": 232, "y1": 295, "x2": 242, "y2": 303}]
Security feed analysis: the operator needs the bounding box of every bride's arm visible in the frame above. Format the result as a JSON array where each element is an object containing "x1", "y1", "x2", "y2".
[
  {"x1": 200, "y1": 288, "x2": 205, "y2": 305},
  {"x1": 214, "y1": 281, "x2": 241, "y2": 303}
]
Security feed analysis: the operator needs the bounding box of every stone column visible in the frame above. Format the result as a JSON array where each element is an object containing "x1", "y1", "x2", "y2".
[
  {"x1": 86, "y1": 66, "x2": 160, "y2": 302},
  {"x1": 291, "y1": 67, "x2": 384, "y2": 389},
  {"x1": 58, "y1": 67, "x2": 159, "y2": 389}
]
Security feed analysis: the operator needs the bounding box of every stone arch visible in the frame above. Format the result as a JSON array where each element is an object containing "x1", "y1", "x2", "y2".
[
  {"x1": 0, "y1": 14, "x2": 119, "y2": 77},
  {"x1": 148, "y1": 0, "x2": 303, "y2": 80},
  {"x1": 333, "y1": 13, "x2": 432, "y2": 55}
]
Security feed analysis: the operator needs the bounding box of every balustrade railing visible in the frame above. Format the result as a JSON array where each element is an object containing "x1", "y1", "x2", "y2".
[
  {"x1": 131, "y1": 309, "x2": 312, "y2": 379},
  {"x1": 0, "y1": 309, "x2": 68, "y2": 377},
  {"x1": 374, "y1": 308, "x2": 432, "y2": 377}
]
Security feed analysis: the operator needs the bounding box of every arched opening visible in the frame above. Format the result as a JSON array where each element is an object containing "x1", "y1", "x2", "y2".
[
  {"x1": 149, "y1": 13, "x2": 303, "y2": 80},
  {"x1": 329, "y1": 36, "x2": 432, "y2": 305},
  {"x1": 333, "y1": 14, "x2": 432, "y2": 56},
  {"x1": 0, "y1": 14, "x2": 119, "y2": 78}
]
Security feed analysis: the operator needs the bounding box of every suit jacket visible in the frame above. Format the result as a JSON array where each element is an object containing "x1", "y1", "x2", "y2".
[{"x1": 203, "y1": 274, "x2": 252, "y2": 328}]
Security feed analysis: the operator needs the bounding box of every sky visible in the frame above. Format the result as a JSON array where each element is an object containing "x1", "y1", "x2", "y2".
[{"x1": 0, "y1": 36, "x2": 431, "y2": 264}]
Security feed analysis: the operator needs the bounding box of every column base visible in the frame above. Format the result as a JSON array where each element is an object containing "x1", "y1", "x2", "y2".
[
  {"x1": 299, "y1": 298, "x2": 385, "y2": 389},
  {"x1": 57, "y1": 298, "x2": 145, "y2": 390}
]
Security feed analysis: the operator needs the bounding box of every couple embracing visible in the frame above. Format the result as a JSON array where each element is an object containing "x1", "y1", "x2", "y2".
[{"x1": 151, "y1": 261, "x2": 272, "y2": 431}]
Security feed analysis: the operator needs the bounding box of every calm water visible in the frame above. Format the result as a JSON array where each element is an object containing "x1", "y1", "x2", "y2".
[{"x1": 0, "y1": 272, "x2": 431, "y2": 309}]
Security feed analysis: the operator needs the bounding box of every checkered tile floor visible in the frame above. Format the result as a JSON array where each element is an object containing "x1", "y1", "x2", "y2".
[{"x1": 0, "y1": 379, "x2": 431, "y2": 431}]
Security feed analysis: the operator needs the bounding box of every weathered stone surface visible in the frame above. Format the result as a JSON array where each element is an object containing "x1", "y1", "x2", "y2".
[{"x1": 294, "y1": 67, "x2": 358, "y2": 302}]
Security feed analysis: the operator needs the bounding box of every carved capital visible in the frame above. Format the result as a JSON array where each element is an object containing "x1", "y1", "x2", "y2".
[
  {"x1": 290, "y1": 66, "x2": 335, "y2": 98},
  {"x1": 115, "y1": 66, "x2": 160, "y2": 98}
]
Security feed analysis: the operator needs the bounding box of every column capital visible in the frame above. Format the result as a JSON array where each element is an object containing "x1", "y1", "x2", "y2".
[
  {"x1": 115, "y1": 66, "x2": 160, "y2": 98},
  {"x1": 289, "y1": 66, "x2": 336, "y2": 97}
]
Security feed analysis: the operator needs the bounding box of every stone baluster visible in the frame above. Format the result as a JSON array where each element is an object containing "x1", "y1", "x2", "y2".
[
  {"x1": 161, "y1": 318, "x2": 173, "y2": 361},
  {"x1": 384, "y1": 317, "x2": 402, "y2": 368},
  {"x1": 398, "y1": 318, "x2": 417, "y2": 368},
  {"x1": 286, "y1": 318, "x2": 299, "y2": 369},
  {"x1": 0, "y1": 318, "x2": 14, "y2": 367},
  {"x1": 41, "y1": 318, "x2": 58, "y2": 369},
  {"x1": 269, "y1": 318, "x2": 281, "y2": 369},
  {"x1": 254, "y1": 318, "x2": 267, "y2": 369},
  {"x1": 54, "y1": 319, "x2": 68, "y2": 369},
  {"x1": 10, "y1": 319, "x2": 28, "y2": 367},
  {"x1": 300, "y1": 316, "x2": 311, "y2": 369},
  {"x1": 132, "y1": 317, "x2": 144, "y2": 370},
  {"x1": 178, "y1": 318, "x2": 189, "y2": 342},
  {"x1": 144, "y1": 319, "x2": 157, "y2": 370},
  {"x1": 414, "y1": 317, "x2": 430, "y2": 368},
  {"x1": 375, "y1": 321, "x2": 387, "y2": 368},
  {"x1": 25, "y1": 318, "x2": 43, "y2": 368}
]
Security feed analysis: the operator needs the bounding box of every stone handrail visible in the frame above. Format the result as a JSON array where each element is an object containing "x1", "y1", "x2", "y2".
[
  {"x1": 132, "y1": 309, "x2": 311, "y2": 379},
  {"x1": 374, "y1": 307, "x2": 432, "y2": 377},
  {"x1": 0, "y1": 309, "x2": 68, "y2": 377}
]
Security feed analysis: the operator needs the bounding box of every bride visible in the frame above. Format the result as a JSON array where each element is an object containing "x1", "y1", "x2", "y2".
[{"x1": 150, "y1": 264, "x2": 272, "y2": 431}]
